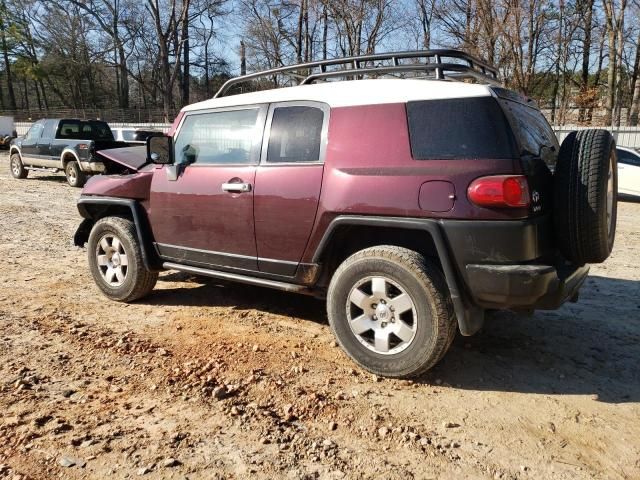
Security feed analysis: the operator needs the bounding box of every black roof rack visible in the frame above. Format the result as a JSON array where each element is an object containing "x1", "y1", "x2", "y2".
[{"x1": 214, "y1": 49, "x2": 500, "y2": 98}]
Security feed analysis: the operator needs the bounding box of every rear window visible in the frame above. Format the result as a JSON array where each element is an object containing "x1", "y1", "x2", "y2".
[
  {"x1": 57, "y1": 120, "x2": 114, "y2": 141},
  {"x1": 407, "y1": 97, "x2": 516, "y2": 160},
  {"x1": 497, "y1": 98, "x2": 559, "y2": 166}
]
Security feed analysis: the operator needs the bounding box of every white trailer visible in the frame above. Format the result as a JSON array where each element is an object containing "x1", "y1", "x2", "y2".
[{"x1": 0, "y1": 116, "x2": 16, "y2": 148}]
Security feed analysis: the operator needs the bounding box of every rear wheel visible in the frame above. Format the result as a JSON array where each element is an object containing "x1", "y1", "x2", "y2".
[
  {"x1": 9, "y1": 153, "x2": 28, "y2": 179},
  {"x1": 554, "y1": 129, "x2": 617, "y2": 264},
  {"x1": 65, "y1": 160, "x2": 87, "y2": 188},
  {"x1": 87, "y1": 217, "x2": 158, "y2": 302},
  {"x1": 327, "y1": 246, "x2": 456, "y2": 378}
]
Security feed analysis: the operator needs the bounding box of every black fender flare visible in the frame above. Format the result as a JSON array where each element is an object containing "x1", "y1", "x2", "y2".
[
  {"x1": 312, "y1": 215, "x2": 484, "y2": 336},
  {"x1": 74, "y1": 196, "x2": 162, "y2": 271}
]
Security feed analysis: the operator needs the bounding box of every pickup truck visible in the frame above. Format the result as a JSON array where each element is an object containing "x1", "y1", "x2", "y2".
[{"x1": 9, "y1": 118, "x2": 130, "y2": 187}]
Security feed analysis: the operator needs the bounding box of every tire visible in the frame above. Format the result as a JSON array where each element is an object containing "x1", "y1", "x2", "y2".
[
  {"x1": 327, "y1": 246, "x2": 456, "y2": 378},
  {"x1": 65, "y1": 161, "x2": 87, "y2": 188},
  {"x1": 9, "y1": 153, "x2": 28, "y2": 179},
  {"x1": 554, "y1": 129, "x2": 618, "y2": 264},
  {"x1": 87, "y1": 217, "x2": 158, "y2": 302}
]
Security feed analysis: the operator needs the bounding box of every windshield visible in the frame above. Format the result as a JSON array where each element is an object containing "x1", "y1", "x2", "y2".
[{"x1": 57, "y1": 120, "x2": 114, "y2": 141}]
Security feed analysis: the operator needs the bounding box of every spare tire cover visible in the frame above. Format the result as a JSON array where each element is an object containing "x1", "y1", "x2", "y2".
[{"x1": 553, "y1": 129, "x2": 617, "y2": 265}]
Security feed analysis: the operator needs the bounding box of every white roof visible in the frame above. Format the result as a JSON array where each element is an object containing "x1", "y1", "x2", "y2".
[{"x1": 182, "y1": 79, "x2": 493, "y2": 112}]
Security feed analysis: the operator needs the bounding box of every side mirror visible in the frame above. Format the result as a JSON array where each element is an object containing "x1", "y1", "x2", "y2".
[{"x1": 147, "y1": 135, "x2": 173, "y2": 165}]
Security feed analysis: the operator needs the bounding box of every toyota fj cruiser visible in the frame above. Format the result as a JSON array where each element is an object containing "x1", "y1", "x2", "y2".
[{"x1": 73, "y1": 50, "x2": 617, "y2": 378}]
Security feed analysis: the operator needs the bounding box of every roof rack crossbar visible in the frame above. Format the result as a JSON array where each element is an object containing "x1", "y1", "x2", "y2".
[
  {"x1": 300, "y1": 63, "x2": 501, "y2": 86},
  {"x1": 213, "y1": 49, "x2": 500, "y2": 98}
]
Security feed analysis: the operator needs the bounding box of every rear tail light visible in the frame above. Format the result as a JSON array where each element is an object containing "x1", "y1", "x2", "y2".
[{"x1": 467, "y1": 175, "x2": 530, "y2": 208}]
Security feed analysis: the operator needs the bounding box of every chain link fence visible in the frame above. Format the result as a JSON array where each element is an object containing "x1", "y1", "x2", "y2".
[{"x1": 11, "y1": 121, "x2": 640, "y2": 150}]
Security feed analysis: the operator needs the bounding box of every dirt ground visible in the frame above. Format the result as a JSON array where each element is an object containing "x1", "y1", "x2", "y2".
[{"x1": 0, "y1": 151, "x2": 638, "y2": 480}]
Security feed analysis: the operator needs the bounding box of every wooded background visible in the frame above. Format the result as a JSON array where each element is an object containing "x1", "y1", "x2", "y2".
[{"x1": 0, "y1": 0, "x2": 638, "y2": 125}]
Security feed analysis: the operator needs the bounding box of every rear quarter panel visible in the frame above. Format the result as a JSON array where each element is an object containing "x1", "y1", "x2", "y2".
[{"x1": 302, "y1": 102, "x2": 526, "y2": 262}]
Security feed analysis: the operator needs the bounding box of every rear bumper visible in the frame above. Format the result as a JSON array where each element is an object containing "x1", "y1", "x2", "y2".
[
  {"x1": 465, "y1": 262, "x2": 589, "y2": 309},
  {"x1": 440, "y1": 215, "x2": 589, "y2": 311}
]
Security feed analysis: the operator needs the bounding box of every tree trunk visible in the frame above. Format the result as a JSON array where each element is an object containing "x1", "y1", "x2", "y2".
[
  {"x1": 118, "y1": 45, "x2": 129, "y2": 108},
  {"x1": 240, "y1": 40, "x2": 246, "y2": 76},
  {"x1": 22, "y1": 77, "x2": 29, "y2": 111},
  {"x1": 33, "y1": 79, "x2": 42, "y2": 110},
  {"x1": 550, "y1": 0, "x2": 564, "y2": 124},
  {"x1": 588, "y1": 27, "x2": 607, "y2": 123},
  {"x1": 613, "y1": 12, "x2": 625, "y2": 126},
  {"x1": 0, "y1": 15, "x2": 16, "y2": 110},
  {"x1": 296, "y1": 0, "x2": 304, "y2": 64},
  {"x1": 38, "y1": 79, "x2": 48, "y2": 109},
  {"x1": 628, "y1": 32, "x2": 640, "y2": 125},
  {"x1": 181, "y1": 0, "x2": 189, "y2": 107},
  {"x1": 578, "y1": 0, "x2": 594, "y2": 123},
  {"x1": 322, "y1": 5, "x2": 328, "y2": 60}
]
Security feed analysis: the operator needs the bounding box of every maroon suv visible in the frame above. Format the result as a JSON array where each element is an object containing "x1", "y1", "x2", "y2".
[{"x1": 73, "y1": 51, "x2": 617, "y2": 378}]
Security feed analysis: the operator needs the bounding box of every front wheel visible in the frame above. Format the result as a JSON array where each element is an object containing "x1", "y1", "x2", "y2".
[
  {"x1": 327, "y1": 246, "x2": 457, "y2": 378},
  {"x1": 10, "y1": 153, "x2": 28, "y2": 179},
  {"x1": 65, "y1": 161, "x2": 87, "y2": 188},
  {"x1": 87, "y1": 217, "x2": 158, "y2": 302}
]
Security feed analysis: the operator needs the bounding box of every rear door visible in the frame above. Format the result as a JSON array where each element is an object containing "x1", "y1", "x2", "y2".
[
  {"x1": 254, "y1": 102, "x2": 328, "y2": 276},
  {"x1": 149, "y1": 105, "x2": 267, "y2": 271}
]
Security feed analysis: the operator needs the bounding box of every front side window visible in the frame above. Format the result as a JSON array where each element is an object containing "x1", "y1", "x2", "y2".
[
  {"x1": 175, "y1": 108, "x2": 262, "y2": 165},
  {"x1": 25, "y1": 122, "x2": 44, "y2": 141},
  {"x1": 266, "y1": 106, "x2": 324, "y2": 163}
]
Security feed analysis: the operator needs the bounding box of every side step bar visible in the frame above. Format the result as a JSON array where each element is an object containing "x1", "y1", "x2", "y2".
[
  {"x1": 162, "y1": 262, "x2": 310, "y2": 293},
  {"x1": 25, "y1": 166, "x2": 59, "y2": 173}
]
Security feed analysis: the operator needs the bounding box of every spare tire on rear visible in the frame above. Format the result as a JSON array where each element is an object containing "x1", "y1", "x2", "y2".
[{"x1": 553, "y1": 129, "x2": 617, "y2": 265}]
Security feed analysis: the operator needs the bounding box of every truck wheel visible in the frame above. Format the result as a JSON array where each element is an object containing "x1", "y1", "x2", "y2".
[
  {"x1": 554, "y1": 129, "x2": 617, "y2": 264},
  {"x1": 327, "y1": 246, "x2": 456, "y2": 378},
  {"x1": 87, "y1": 217, "x2": 158, "y2": 302},
  {"x1": 10, "y1": 153, "x2": 28, "y2": 179},
  {"x1": 65, "y1": 161, "x2": 87, "y2": 188}
]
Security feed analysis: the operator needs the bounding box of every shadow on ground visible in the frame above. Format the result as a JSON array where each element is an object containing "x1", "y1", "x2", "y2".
[
  {"x1": 146, "y1": 272, "x2": 639, "y2": 404},
  {"x1": 21, "y1": 174, "x2": 67, "y2": 184}
]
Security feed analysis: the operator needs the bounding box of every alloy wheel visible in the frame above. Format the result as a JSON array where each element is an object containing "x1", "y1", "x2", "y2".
[
  {"x1": 346, "y1": 276, "x2": 417, "y2": 355},
  {"x1": 96, "y1": 234, "x2": 129, "y2": 287}
]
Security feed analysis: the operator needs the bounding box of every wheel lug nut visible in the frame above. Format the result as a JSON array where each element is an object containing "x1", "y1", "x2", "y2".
[
  {"x1": 371, "y1": 303, "x2": 377, "y2": 309},
  {"x1": 381, "y1": 322, "x2": 387, "y2": 328}
]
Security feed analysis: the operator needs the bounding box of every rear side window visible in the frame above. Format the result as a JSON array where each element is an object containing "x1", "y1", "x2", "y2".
[
  {"x1": 407, "y1": 97, "x2": 515, "y2": 160},
  {"x1": 266, "y1": 106, "x2": 324, "y2": 163},
  {"x1": 498, "y1": 98, "x2": 559, "y2": 166}
]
